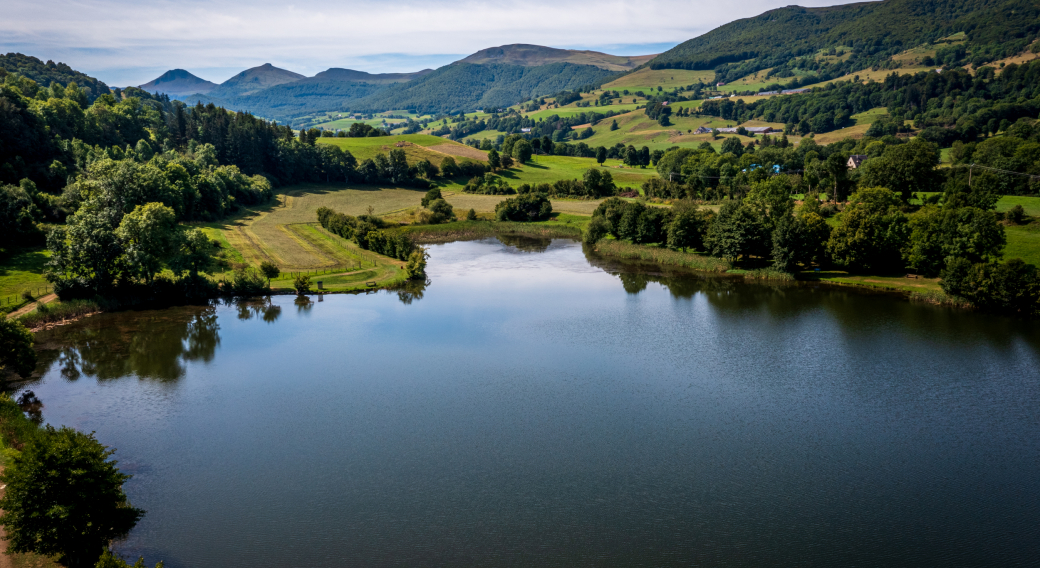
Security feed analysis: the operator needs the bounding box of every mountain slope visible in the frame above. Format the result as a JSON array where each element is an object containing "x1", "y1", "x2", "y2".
[
  {"x1": 649, "y1": 0, "x2": 1040, "y2": 84},
  {"x1": 0, "y1": 52, "x2": 110, "y2": 100},
  {"x1": 349, "y1": 62, "x2": 615, "y2": 114},
  {"x1": 459, "y1": 44, "x2": 655, "y2": 71},
  {"x1": 305, "y1": 68, "x2": 433, "y2": 84},
  {"x1": 209, "y1": 63, "x2": 305, "y2": 97},
  {"x1": 139, "y1": 69, "x2": 217, "y2": 96}
]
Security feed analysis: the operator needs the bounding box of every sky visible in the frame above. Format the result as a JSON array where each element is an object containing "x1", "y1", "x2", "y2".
[{"x1": 2, "y1": 0, "x2": 862, "y2": 87}]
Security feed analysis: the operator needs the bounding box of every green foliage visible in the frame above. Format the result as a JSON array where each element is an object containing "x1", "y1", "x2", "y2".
[
  {"x1": 0, "y1": 318, "x2": 36, "y2": 378},
  {"x1": 495, "y1": 193, "x2": 553, "y2": 222},
  {"x1": 293, "y1": 274, "x2": 312, "y2": 295},
  {"x1": 706, "y1": 202, "x2": 770, "y2": 261},
  {"x1": 424, "y1": 199, "x2": 456, "y2": 224},
  {"x1": 465, "y1": 208, "x2": 478, "y2": 221},
  {"x1": 941, "y1": 257, "x2": 1040, "y2": 317},
  {"x1": 0, "y1": 425, "x2": 144, "y2": 567},
  {"x1": 115, "y1": 203, "x2": 178, "y2": 283},
  {"x1": 827, "y1": 187, "x2": 910, "y2": 273},
  {"x1": 859, "y1": 139, "x2": 943, "y2": 202},
  {"x1": 420, "y1": 187, "x2": 442, "y2": 208},
  {"x1": 583, "y1": 216, "x2": 611, "y2": 244},
  {"x1": 230, "y1": 267, "x2": 269, "y2": 296},
  {"x1": 94, "y1": 550, "x2": 163, "y2": 568},
  {"x1": 259, "y1": 261, "x2": 280, "y2": 280},
  {"x1": 0, "y1": 181, "x2": 44, "y2": 248},
  {"x1": 513, "y1": 139, "x2": 533, "y2": 163},
  {"x1": 906, "y1": 206, "x2": 1006, "y2": 277},
  {"x1": 651, "y1": 0, "x2": 1039, "y2": 84},
  {"x1": 667, "y1": 204, "x2": 711, "y2": 252},
  {"x1": 404, "y1": 248, "x2": 429, "y2": 280}
]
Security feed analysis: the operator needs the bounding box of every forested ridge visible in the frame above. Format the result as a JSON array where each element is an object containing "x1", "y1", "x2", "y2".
[{"x1": 649, "y1": 0, "x2": 1040, "y2": 85}]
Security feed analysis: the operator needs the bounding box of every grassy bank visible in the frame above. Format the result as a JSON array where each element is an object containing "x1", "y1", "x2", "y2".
[
  {"x1": 590, "y1": 240, "x2": 732, "y2": 273},
  {"x1": 398, "y1": 219, "x2": 583, "y2": 244}
]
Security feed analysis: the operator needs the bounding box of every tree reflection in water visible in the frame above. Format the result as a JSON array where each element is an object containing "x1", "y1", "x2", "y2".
[
  {"x1": 33, "y1": 305, "x2": 222, "y2": 382},
  {"x1": 232, "y1": 296, "x2": 282, "y2": 324}
]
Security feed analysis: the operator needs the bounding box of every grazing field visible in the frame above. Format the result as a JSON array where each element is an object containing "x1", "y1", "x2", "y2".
[
  {"x1": 317, "y1": 134, "x2": 476, "y2": 164},
  {"x1": 1004, "y1": 223, "x2": 1040, "y2": 266},
  {"x1": 499, "y1": 155, "x2": 657, "y2": 188},
  {"x1": 602, "y1": 68, "x2": 715, "y2": 92},
  {"x1": 0, "y1": 248, "x2": 50, "y2": 299}
]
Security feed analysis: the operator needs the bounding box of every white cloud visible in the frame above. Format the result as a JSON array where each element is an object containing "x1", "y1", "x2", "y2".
[{"x1": 2, "y1": 0, "x2": 860, "y2": 86}]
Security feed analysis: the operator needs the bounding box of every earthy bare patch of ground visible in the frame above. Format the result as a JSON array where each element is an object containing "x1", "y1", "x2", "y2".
[
  {"x1": 5, "y1": 295, "x2": 55, "y2": 320},
  {"x1": 426, "y1": 143, "x2": 489, "y2": 161}
]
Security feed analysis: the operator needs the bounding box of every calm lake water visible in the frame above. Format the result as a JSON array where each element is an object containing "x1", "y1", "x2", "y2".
[{"x1": 27, "y1": 238, "x2": 1040, "y2": 567}]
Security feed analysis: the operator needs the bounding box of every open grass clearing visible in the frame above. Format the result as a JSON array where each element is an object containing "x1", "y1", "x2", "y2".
[
  {"x1": 1004, "y1": 222, "x2": 1040, "y2": 266},
  {"x1": 0, "y1": 248, "x2": 52, "y2": 311},
  {"x1": 602, "y1": 68, "x2": 716, "y2": 92}
]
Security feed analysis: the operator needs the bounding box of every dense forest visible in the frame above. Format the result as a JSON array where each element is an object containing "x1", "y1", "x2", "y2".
[{"x1": 649, "y1": 0, "x2": 1040, "y2": 85}]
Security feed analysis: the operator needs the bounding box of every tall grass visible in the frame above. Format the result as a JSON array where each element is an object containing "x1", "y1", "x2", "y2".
[
  {"x1": 592, "y1": 241, "x2": 732, "y2": 273},
  {"x1": 742, "y1": 268, "x2": 796, "y2": 281},
  {"x1": 399, "y1": 221, "x2": 581, "y2": 244},
  {"x1": 19, "y1": 299, "x2": 102, "y2": 330}
]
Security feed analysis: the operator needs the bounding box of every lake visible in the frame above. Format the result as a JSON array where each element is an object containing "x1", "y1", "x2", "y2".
[{"x1": 27, "y1": 237, "x2": 1040, "y2": 567}]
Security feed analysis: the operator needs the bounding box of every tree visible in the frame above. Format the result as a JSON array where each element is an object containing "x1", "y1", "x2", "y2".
[
  {"x1": 439, "y1": 156, "x2": 461, "y2": 178},
  {"x1": 941, "y1": 257, "x2": 1040, "y2": 316},
  {"x1": 426, "y1": 199, "x2": 455, "y2": 224},
  {"x1": 906, "y1": 206, "x2": 1006, "y2": 277},
  {"x1": 0, "y1": 319, "x2": 36, "y2": 378},
  {"x1": 667, "y1": 206, "x2": 708, "y2": 252},
  {"x1": 0, "y1": 426, "x2": 144, "y2": 567},
  {"x1": 513, "y1": 140, "x2": 533, "y2": 164},
  {"x1": 859, "y1": 138, "x2": 942, "y2": 201},
  {"x1": 115, "y1": 203, "x2": 178, "y2": 283},
  {"x1": 404, "y1": 248, "x2": 429, "y2": 280},
  {"x1": 595, "y1": 146, "x2": 607, "y2": 165},
  {"x1": 293, "y1": 274, "x2": 311, "y2": 295},
  {"x1": 826, "y1": 187, "x2": 910, "y2": 273},
  {"x1": 583, "y1": 216, "x2": 610, "y2": 244},
  {"x1": 170, "y1": 229, "x2": 213, "y2": 279},
  {"x1": 495, "y1": 193, "x2": 552, "y2": 222},
  {"x1": 609, "y1": 120, "x2": 618, "y2": 131},
  {"x1": 650, "y1": 149, "x2": 664, "y2": 166},
  {"x1": 259, "y1": 261, "x2": 280, "y2": 283},
  {"x1": 721, "y1": 137, "x2": 744, "y2": 156},
  {"x1": 421, "y1": 187, "x2": 442, "y2": 208},
  {"x1": 824, "y1": 153, "x2": 850, "y2": 202},
  {"x1": 487, "y1": 149, "x2": 501, "y2": 170},
  {"x1": 706, "y1": 202, "x2": 770, "y2": 261},
  {"x1": 624, "y1": 145, "x2": 639, "y2": 167}
]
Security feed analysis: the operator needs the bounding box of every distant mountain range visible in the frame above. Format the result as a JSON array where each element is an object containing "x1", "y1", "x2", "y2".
[
  {"x1": 7, "y1": 0, "x2": 1034, "y2": 126},
  {"x1": 135, "y1": 44, "x2": 652, "y2": 124},
  {"x1": 458, "y1": 44, "x2": 656, "y2": 71}
]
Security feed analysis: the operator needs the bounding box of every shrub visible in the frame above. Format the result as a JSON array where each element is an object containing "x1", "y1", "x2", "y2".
[
  {"x1": 0, "y1": 319, "x2": 36, "y2": 378},
  {"x1": 0, "y1": 425, "x2": 144, "y2": 567},
  {"x1": 230, "y1": 267, "x2": 269, "y2": 296},
  {"x1": 465, "y1": 208, "x2": 477, "y2": 221},
  {"x1": 259, "y1": 261, "x2": 280, "y2": 281},
  {"x1": 404, "y1": 248, "x2": 429, "y2": 280},
  {"x1": 495, "y1": 193, "x2": 553, "y2": 222},
  {"x1": 583, "y1": 216, "x2": 610, "y2": 244},
  {"x1": 1007, "y1": 204, "x2": 1026, "y2": 224},
  {"x1": 293, "y1": 274, "x2": 311, "y2": 295}
]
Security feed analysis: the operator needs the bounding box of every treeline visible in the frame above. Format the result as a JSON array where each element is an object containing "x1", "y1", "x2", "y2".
[
  {"x1": 316, "y1": 206, "x2": 415, "y2": 260},
  {"x1": 699, "y1": 60, "x2": 1040, "y2": 141},
  {"x1": 450, "y1": 108, "x2": 624, "y2": 142}
]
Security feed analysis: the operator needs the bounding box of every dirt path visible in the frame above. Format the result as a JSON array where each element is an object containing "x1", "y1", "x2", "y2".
[{"x1": 5, "y1": 294, "x2": 56, "y2": 320}]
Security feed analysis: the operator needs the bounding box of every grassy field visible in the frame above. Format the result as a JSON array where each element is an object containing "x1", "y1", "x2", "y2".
[
  {"x1": 0, "y1": 248, "x2": 51, "y2": 311},
  {"x1": 316, "y1": 134, "x2": 482, "y2": 164},
  {"x1": 601, "y1": 68, "x2": 716, "y2": 92},
  {"x1": 1003, "y1": 223, "x2": 1040, "y2": 266}
]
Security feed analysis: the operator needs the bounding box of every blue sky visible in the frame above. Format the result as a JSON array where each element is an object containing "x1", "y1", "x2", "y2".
[{"x1": 1, "y1": 0, "x2": 862, "y2": 87}]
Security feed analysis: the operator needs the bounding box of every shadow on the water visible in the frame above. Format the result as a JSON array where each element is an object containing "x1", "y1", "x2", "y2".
[
  {"x1": 496, "y1": 234, "x2": 554, "y2": 253},
  {"x1": 29, "y1": 304, "x2": 222, "y2": 383}
]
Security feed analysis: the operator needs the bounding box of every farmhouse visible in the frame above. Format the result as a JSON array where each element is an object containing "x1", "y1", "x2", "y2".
[
  {"x1": 847, "y1": 155, "x2": 868, "y2": 169},
  {"x1": 782, "y1": 88, "x2": 811, "y2": 94}
]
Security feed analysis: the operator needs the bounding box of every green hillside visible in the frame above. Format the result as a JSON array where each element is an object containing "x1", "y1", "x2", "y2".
[
  {"x1": 648, "y1": 0, "x2": 1040, "y2": 86},
  {"x1": 349, "y1": 62, "x2": 615, "y2": 114},
  {"x1": 0, "y1": 52, "x2": 110, "y2": 100}
]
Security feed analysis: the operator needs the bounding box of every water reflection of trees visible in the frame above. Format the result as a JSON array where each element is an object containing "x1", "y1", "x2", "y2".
[
  {"x1": 392, "y1": 278, "x2": 429, "y2": 305},
  {"x1": 496, "y1": 235, "x2": 554, "y2": 253},
  {"x1": 584, "y1": 247, "x2": 1040, "y2": 350},
  {"x1": 232, "y1": 297, "x2": 282, "y2": 323},
  {"x1": 34, "y1": 305, "x2": 222, "y2": 382}
]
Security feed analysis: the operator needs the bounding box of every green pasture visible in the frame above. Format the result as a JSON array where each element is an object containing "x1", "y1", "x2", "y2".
[
  {"x1": 0, "y1": 248, "x2": 51, "y2": 307},
  {"x1": 602, "y1": 68, "x2": 716, "y2": 92}
]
